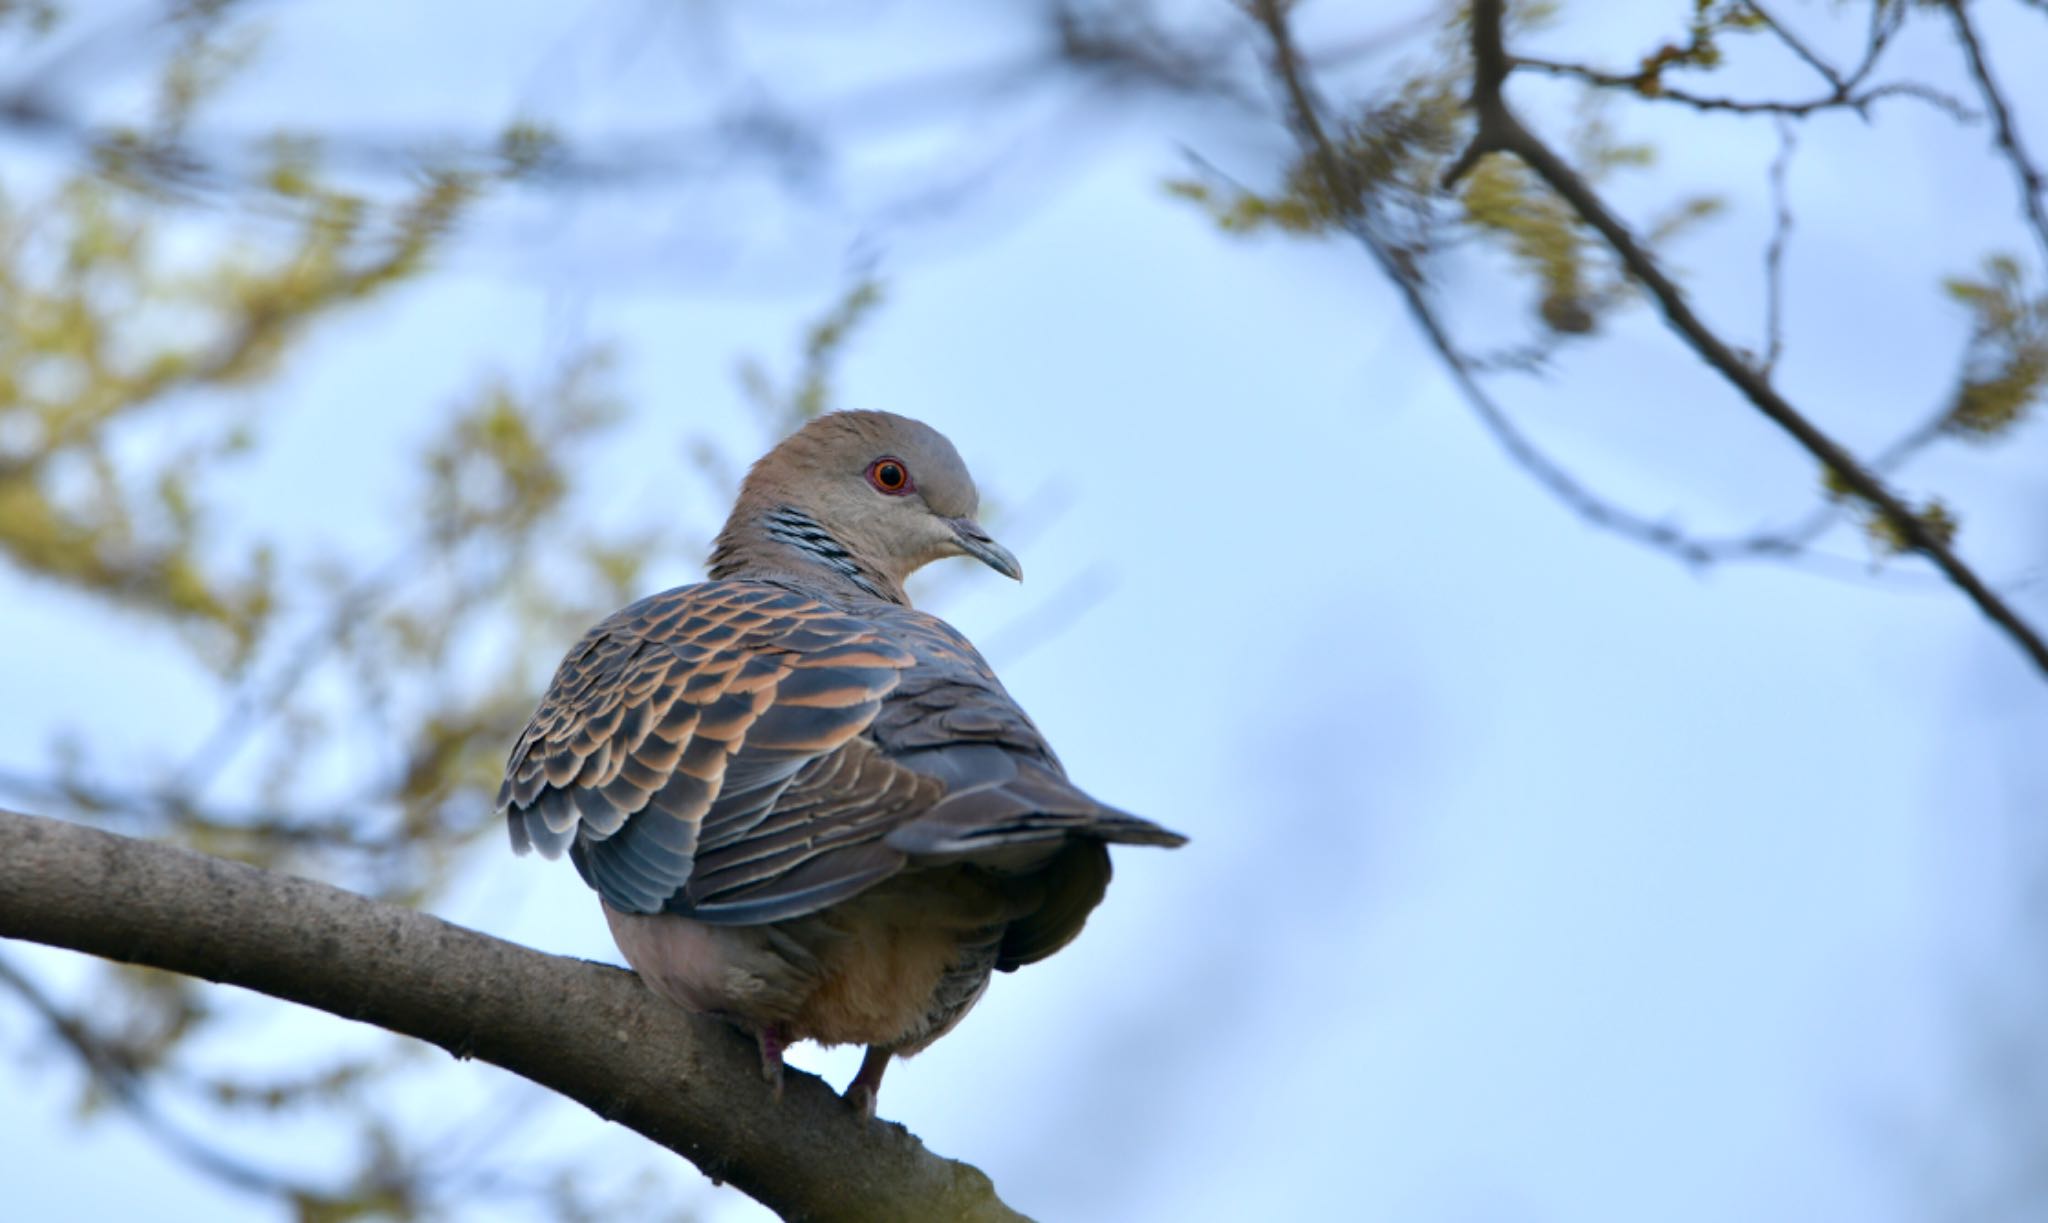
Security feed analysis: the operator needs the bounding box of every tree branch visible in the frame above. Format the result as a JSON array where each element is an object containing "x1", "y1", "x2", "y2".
[
  {"x1": 1943, "y1": 0, "x2": 2048, "y2": 269},
  {"x1": 0, "y1": 808, "x2": 1029, "y2": 1223},
  {"x1": 1758, "y1": 116, "x2": 1797, "y2": 378},
  {"x1": 1504, "y1": 57, "x2": 1973, "y2": 122},
  {"x1": 1437, "y1": 0, "x2": 2048, "y2": 680},
  {"x1": 1747, "y1": 2, "x2": 1847, "y2": 93},
  {"x1": 1241, "y1": 1, "x2": 1744, "y2": 568},
  {"x1": 0, "y1": 952, "x2": 347, "y2": 1202},
  {"x1": 1759, "y1": 117, "x2": 1797, "y2": 378}
]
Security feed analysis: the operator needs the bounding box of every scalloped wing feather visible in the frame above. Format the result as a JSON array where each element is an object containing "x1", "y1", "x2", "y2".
[
  {"x1": 499, "y1": 581, "x2": 916, "y2": 914},
  {"x1": 500, "y1": 585, "x2": 1186, "y2": 929}
]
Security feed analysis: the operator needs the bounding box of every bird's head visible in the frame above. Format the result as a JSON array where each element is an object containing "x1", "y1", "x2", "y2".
[{"x1": 713, "y1": 411, "x2": 1021, "y2": 599}]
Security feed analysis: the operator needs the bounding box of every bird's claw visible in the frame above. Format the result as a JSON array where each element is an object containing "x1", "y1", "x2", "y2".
[
  {"x1": 844, "y1": 1045, "x2": 890, "y2": 1123},
  {"x1": 842, "y1": 1081, "x2": 878, "y2": 1123},
  {"x1": 758, "y1": 1026, "x2": 788, "y2": 1101}
]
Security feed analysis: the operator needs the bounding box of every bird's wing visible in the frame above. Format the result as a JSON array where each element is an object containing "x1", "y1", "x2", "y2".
[
  {"x1": 497, "y1": 580, "x2": 927, "y2": 920},
  {"x1": 501, "y1": 587, "x2": 1186, "y2": 929},
  {"x1": 867, "y1": 608, "x2": 1188, "y2": 859},
  {"x1": 854, "y1": 610, "x2": 1186, "y2": 967}
]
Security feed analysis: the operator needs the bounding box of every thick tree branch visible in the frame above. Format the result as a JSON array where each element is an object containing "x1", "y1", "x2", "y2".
[
  {"x1": 1433, "y1": 0, "x2": 2048, "y2": 679},
  {"x1": 0, "y1": 808, "x2": 1028, "y2": 1223}
]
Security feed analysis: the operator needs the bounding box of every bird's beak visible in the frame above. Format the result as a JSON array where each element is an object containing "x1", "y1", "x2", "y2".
[{"x1": 948, "y1": 518, "x2": 1022, "y2": 581}]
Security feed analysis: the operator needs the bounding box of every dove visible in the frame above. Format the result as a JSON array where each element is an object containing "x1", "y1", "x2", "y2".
[{"x1": 498, "y1": 411, "x2": 1185, "y2": 1116}]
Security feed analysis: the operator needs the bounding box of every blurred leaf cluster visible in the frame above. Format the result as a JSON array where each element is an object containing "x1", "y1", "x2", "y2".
[
  {"x1": 1943, "y1": 255, "x2": 2048, "y2": 440},
  {"x1": 0, "y1": 140, "x2": 471, "y2": 673},
  {"x1": 1630, "y1": 0, "x2": 1767, "y2": 93},
  {"x1": 1166, "y1": 77, "x2": 1463, "y2": 244},
  {"x1": 1170, "y1": 18, "x2": 1720, "y2": 342}
]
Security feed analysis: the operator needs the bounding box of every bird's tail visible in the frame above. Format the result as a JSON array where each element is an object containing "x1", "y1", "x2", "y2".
[{"x1": 886, "y1": 759, "x2": 1187, "y2": 859}]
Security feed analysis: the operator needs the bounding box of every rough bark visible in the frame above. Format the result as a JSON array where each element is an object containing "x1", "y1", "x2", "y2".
[{"x1": 0, "y1": 807, "x2": 1029, "y2": 1223}]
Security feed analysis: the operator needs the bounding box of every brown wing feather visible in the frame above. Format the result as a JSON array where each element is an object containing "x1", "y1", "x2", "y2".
[
  {"x1": 497, "y1": 581, "x2": 916, "y2": 915},
  {"x1": 503, "y1": 585, "x2": 1185, "y2": 931},
  {"x1": 681, "y1": 736, "x2": 942, "y2": 921}
]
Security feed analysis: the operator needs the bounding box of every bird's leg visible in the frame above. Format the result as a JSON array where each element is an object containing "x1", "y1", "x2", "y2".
[
  {"x1": 757, "y1": 1023, "x2": 791, "y2": 1100},
  {"x1": 843, "y1": 1045, "x2": 892, "y2": 1120}
]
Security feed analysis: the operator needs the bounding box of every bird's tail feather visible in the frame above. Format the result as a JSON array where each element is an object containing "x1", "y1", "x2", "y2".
[{"x1": 885, "y1": 767, "x2": 1186, "y2": 859}]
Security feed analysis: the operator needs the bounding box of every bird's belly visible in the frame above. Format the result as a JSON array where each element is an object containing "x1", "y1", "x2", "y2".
[
  {"x1": 604, "y1": 902, "x2": 810, "y2": 1022},
  {"x1": 786, "y1": 913, "x2": 969, "y2": 1048},
  {"x1": 603, "y1": 880, "x2": 1003, "y2": 1050}
]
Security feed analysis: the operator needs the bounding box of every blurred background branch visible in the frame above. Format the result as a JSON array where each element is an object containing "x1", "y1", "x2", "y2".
[{"x1": 1427, "y1": 0, "x2": 2048, "y2": 673}]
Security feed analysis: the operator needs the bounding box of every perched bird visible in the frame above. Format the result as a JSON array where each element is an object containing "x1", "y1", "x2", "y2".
[{"x1": 498, "y1": 411, "x2": 1185, "y2": 1115}]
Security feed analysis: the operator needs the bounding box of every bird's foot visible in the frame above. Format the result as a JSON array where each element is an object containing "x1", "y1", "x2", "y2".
[
  {"x1": 757, "y1": 1024, "x2": 790, "y2": 1101},
  {"x1": 843, "y1": 1045, "x2": 891, "y2": 1123},
  {"x1": 842, "y1": 1082, "x2": 876, "y2": 1122}
]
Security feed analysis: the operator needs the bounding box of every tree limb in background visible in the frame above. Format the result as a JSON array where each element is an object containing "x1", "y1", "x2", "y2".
[
  {"x1": 0, "y1": 808, "x2": 1028, "y2": 1223},
  {"x1": 1759, "y1": 117, "x2": 1795, "y2": 379},
  {"x1": 0, "y1": 951, "x2": 348, "y2": 1203},
  {"x1": 1243, "y1": 0, "x2": 2048, "y2": 679},
  {"x1": 1438, "y1": 0, "x2": 2048, "y2": 677},
  {"x1": 1942, "y1": 0, "x2": 2048, "y2": 269}
]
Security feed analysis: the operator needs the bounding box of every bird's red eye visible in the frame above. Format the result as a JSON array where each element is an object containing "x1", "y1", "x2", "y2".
[{"x1": 867, "y1": 457, "x2": 913, "y2": 495}]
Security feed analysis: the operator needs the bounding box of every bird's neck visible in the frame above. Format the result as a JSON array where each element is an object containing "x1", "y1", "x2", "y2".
[{"x1": 708, "y1": 504, "x2": 908, "y2": 605}]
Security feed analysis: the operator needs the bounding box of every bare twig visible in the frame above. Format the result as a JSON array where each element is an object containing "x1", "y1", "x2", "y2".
[
  {"x1": 1943, "y1": 0, "x2": 2048, "y2": 269},
  {"x1": 1761, "y1": 117, "x2": 1797, "y2": 378},
  {"x1": 1507, "y1": 57, "x2": 1975, "y2": 122},
  {"x1": 981, "y1": 564, "x2": 1118, "y2": 667},
  {"x1": 1851, "y1": 0, "x2": 1909, "y2": 90},
  {"x1": 1246, "y1": 0, "x2": 1742, "y2": 568},
  {"x1": 1748, "y1": 2, "x2": 1846, "y2": 92},
  {"x1": 0, "y1": 766, "x2": 416, "y2": 856},
  {"x1": 0, "y1": 952, "x2": 344, "y2": 1202},
  {"x1": 1504, "y1": 1, "x2": 1954, "y2": 125},
  {"x1": 1707, "y1": 400, "x2": 1959, "y2": 562},
  {"x1": 1442, "y1": 0, "x2": 2048, "y2": 678},
  {"x1": 173, "y1": 544, "x2": 424, "y2": 798},
  {"x1": 1243, "y1": 2, "x2": 1819, "y2": 572},
  {"x1": 0, "y1": 808, "x2": 1029, "y2": 1223}
]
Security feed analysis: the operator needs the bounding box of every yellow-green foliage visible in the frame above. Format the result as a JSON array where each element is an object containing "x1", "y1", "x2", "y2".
[
  {"x1": 1162, "y1": 176, "x2": 1324, "y2": 236},
  {"x1": 1163, "y1": 75, "x2": 1463, "y2": 240},
  {"x1": 0, "y1": 15, "x2": 704, "y2": 1209},
  {"x1": 1863, "y1": 496, "x2": 1960, "y2": 556},
  {"x1": 735, "y1": 277, "x2": 887, "y2": 433},
  {"x1": 0, "y1": 3, "x2": 489, "y2": 672},
  {"x1": 0, "y1": 168, "x2": 474, "y2": 670},
  {"x1": 1632, "y1": 0, "x2": 1766, "y2": 93},
  {"x1": 1820, "y1": 466, "x2": 1962, "y2": 556},
  {"x1": 1460, "y1": 156, "x2": 1595, "y2": 331},
  {"x1": 1457, "y1": 132, "x2": 1720, "y2": 336},
  {"x1": 1169, "y1": 34, "x2": 1721, "y2": 341},
  {"x1": 1942, "y1": 254, "x2": 2048, "y2": 439},
  {"x1": 422, "y1": 352, "x2": 620, "y2": 543},
  {"x1": 0, "y1": 1, "x2": 61, "y2": 33},
  {"x1": 498, "y1": 120, "x2": 567, "y2": 176}
]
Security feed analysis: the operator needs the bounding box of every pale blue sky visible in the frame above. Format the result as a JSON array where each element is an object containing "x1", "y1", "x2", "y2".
[{"x1": 5, "y1": 2, "x2": 2047, "y2": 1221}]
